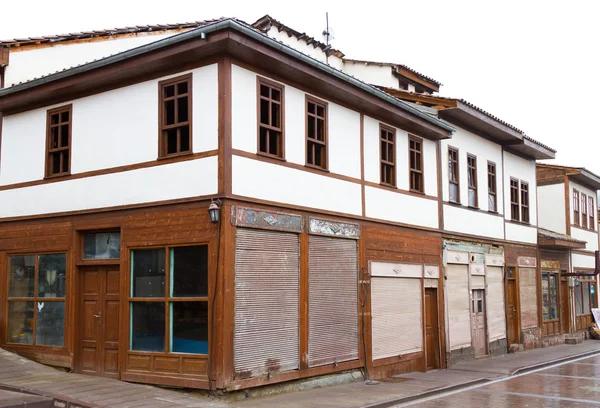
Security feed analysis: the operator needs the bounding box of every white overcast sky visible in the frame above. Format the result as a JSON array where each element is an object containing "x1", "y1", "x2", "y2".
[{"x1": 2, "y1": 0, "x2": 599, "y2": 173}]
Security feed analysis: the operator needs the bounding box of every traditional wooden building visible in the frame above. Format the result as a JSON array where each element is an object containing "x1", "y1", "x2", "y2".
[{"x1": 537, "y1": 164, "x2": 600, "y2": 344}]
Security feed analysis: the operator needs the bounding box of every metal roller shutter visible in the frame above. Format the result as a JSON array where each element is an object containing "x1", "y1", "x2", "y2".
[
  {"x1": 486, "y1": 266, "x2": 506, "y2": 341},
  {"x1": 372, "y1": 277, "x2": 422, "y2": 360},
  {"x1": 308, "y1": 236, "x2": 359, "y2": 367},
  {"x1": 446, "y1": 264, "x2": 472, "y2": 350},
  {"x1": 234, "y1": 228, "x2": 300, "y2": 378}
]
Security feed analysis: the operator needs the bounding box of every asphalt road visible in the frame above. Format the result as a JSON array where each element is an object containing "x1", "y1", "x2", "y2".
[{"x1": 398, "y1": 354, "x2": 600, "y2": 407}]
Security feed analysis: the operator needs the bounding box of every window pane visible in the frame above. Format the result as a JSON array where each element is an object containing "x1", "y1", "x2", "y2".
[
  {"x1": 38, "y1": 254, "x2": 67, "y2": 298},
  {"x1": 60, "y1": 111, "x2": 69, "y2": 123},
  {"x1": 575, "y1": 283, "x2": 583, "y2": 315},
  {"x1": 260, "y1": 98, "x2": 269, "y2": 125},
  {"x1": 542, "y1": 274, "x2": 549, "y2": 320},
  {"x1": 131, "y1": 249, "x2": 165, "y2": 297},
  {"x1": 549, "y1": 274, "x2": 558, "y2": 320},
  {"x1": 449, "y1": 183, "x2": 458, "y2": 202},
  {"x1": 171, "y1": 245, "x2": 209, "y2": 297},
  {"x1": 131, "y1": 302, "x2": 165, "y2": 351},
  {"x1": 164, "y1": 84, "x2": 175, "y2": 98},
  {"x1": 166, "y1": 129, "x2": 178, "y2": 154},
  {"x1": 180, "y1": 127, "x2": 190, "y2": 152},
  {"x1": 9, "y1": 255, "x2": 35, "y2": 298},
  {"x1": 83, "y1": 232, "x2": 121, "y2": 260},
  {"x1": 36, "y1": 301, "x2": 65, "y2": 346},
  {"x1": 489, "y1": 194, "x2": 496, "y2": 212},
  {"x1": 171, "y1": 302, "x2": 208, "y2": 354},
  {"x1": 165, "y1": 100, "x2": 175, "y2": 125},
  {"x1": 468, "y1": 188, "x2": 476, "y2": 207},
  {"x1": 60, "y1": 124, "x2": 69, "y2": 147},
  {"x1": 177, "y1": 81, "x2": 188, "y2": 95},
  {"x1": 583, "y1": 282, "x2": 590, "y2": 314},
  {"x1": 177, "y1": 97, "x2": 188, "y2": 123},
  {"x1": 7, "y1": 301, "x2": 34, "y2": 344}
]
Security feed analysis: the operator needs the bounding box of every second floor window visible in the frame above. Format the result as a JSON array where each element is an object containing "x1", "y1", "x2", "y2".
[
  {"x1": 380, "y1": 125, "x2": 395, "y2": 186},
  {"x1": 45, "y1": 105, "x2": 72, "y2": 177},
  {"x1": 573, "y1": 190, "x2": 580, "y2": 226},
  {"x1": 582, "y1": 193, "x2": 588, "y2": 229},
  {"x1": 467, "y1": 154, "x2": 477, "y2": 207},
  {"x1": 409, "y1": 136, "x2": 423, "y2": 192},
  {"x1": 521, "y1": 182, "x2": 530, "y2": 224},
  {"x1": 589, "y1": 196, "x2": 595, "y2": 230},
  {"x1": 510, "y1": 178, "x2": 519, "y2": 221},
  {"x1": 258, "y1": 78, "x2": 284, "y2": 158},
  {"x1": 488, "y1": 161, "x2": 497, "y2": 212},
  {"x1": 306, "y1": 97, "x2": 328, "y2": 170},
  {"x1": 159, "y1": 74, "x2": 192, "y2": 158},
  {"x1": 448, "y1": 147, "x2": 459, "y2": 203}
]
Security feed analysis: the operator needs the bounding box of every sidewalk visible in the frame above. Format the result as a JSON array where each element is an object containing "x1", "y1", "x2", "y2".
[{"x1": 232, "y1": 341, "x2": 600, "y2": 408}]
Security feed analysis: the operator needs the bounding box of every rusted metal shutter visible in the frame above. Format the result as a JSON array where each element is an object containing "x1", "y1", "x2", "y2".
[
  {"x1": 372, "y1": 277, "x2": 422, "y2": 360},
  {"x1": 234, "y1": 228, "x2": 300, "y2": 379},
  {"x1": 308, "y1": 236, "x2": 359, "y2": 367}
]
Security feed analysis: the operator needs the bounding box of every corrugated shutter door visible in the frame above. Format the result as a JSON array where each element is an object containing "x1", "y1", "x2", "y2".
[
  {"x1": 234, "y1": 228, "x2": 300, "y2": 378},
  {"x1": 308, "y1": 236, "x2": 359, "y2": 367},
  {"x1": 486, "y1": 266, "x2": 506, "y2": 341},
  {"x1": 446, "y1": 264, "x2": 472, "y2": 350},
  {"x1": 372, "y1": 277, "x2": 422, "y2": 360}
]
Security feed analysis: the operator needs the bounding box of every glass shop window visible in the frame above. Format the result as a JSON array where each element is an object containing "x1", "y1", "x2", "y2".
[
  {"x1": 129, "y1": 245, "x2": 209, "y2": 354},
  {"x1": 7, "y1": 253, "x2": 66, "y2": 347},
  {"x1": 83, "y1": 232, "x2": 120, "y2": 259},
  {"x1": 542, "y1": 272, "x2": 559, "y2": 321}
]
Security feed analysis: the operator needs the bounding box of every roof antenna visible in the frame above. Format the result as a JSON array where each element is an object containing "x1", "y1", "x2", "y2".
[{"x1": 322, "y1": 12, "x2": 335, "y2": 63}]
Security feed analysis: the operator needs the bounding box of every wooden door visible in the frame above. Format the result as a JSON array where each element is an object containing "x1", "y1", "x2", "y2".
[
  {"x1": 424, "y1": 288, "x2": 440, "y2": 370},
  {"x1": 560, "y1": 278, "x2": 570, "y2": 334},
  {"x1": 471, "y1": 289, "x2": 487, "y2": 357},
  {"x1": 78, "y1": 266, "x2": 120, "y2": 378},
  {"x1": 505, "y1": 279, "x2": 519, "y2": 345}
]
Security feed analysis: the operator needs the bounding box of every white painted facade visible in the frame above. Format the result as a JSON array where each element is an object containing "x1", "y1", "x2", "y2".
[
  {"x1": 443, "y1": 205, "x2": 504, "y2": 239},
  {"x1": 572, "y1": 252, "x2": 596, "y2": 270},
  {"x1": 342, "y1": 62, "x2": 398, "y2": 89},
  {"x1": 569, "y1": 181, "x2": 598, "y2": 233},
  {"x1": 503, "y1": 152, "x2": 538, "y2": 244},
  {"x1": 537, "y1": 183, "x2": 567, "y2": 234},
  {"x1": 4, "y1": 33, "x2": 181, "y2": 87}
]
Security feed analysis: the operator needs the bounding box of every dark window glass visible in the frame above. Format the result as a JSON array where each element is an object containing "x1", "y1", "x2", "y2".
[
  {"x1": 38, "y1": 254, "x2": 66, "y2": 298},
  {"x1": 46, "y1": 105, "x2": 71, "y2": 177},
  {"x1": 131, "y1": 302, "x2": 165, "y2": 352},
  {"x1": 171, "y1": 302, "x2": 208, "y2": 354},
  {"x1": 159, "y1": 75, "x2": 192, "y2": 157},
  {"x1": 7, "y1": 301, "x2": 34, "y2": 344},
  {"x1": 83, "y1": 232, "x2": 121, "y2": 260},
  {"x1": 131, "y1": 249, "x2": 166, "y2": 297},
  {"x1": 9, "y1": 255, "x2": 35, "y2": 298},
  {"x1": 35, "y1": 302, "x2": 65, "y2": 346},
  {"x1": 171, "y1": 245, "x2": 209, "y2": 297},
  {"x1": 306, "y1": 99, "x2": 327, "y2": 169}
]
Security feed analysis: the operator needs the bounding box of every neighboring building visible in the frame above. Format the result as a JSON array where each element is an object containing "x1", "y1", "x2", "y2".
[{"x1": 536, "y1": 164, "x2": 600, "y2": 344}]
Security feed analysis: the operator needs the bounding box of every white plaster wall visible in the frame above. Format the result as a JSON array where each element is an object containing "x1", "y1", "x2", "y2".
[
  {"x1": 231, "y1": 64, "x2": 361, "y2": 179},
  {"x1": 537, "y1": 184, "x2": 566, "y2": 234},
  {"x1": 232, "y1": 155, "x2": 362, "y2": 215},
  {"x1": 571, "y1": 227, "x2": 599, "y2": 252},
  {"x1": 569, "y1": 181, "x2": 598, "y2": 232},
  {"x1": 441, "y1": 127, "x2": 503, "y2": 213},
  {"x1": 363, "y1": 116, "x2": 437, "y2": 196},
  {"x1": 365, "y1": 186, "x2": 438, "y2": 229},
  {"x1": 443, "y1": 204, "x2": 504, "y2": 239},
  {"x1": 0, "y1": 157, "x2": 218, "y2": 218},
  {"x1": 572, "y1": 253, "x2": 596, "y2": 269},
  {"x1": 503, "y1": 152, "x2": 537, "y2": 227},
  {"x1": 505, "y1": 223, "x2": 537, "y2": 244},
  {"x1": 0, "y1": 65, "x2": 218, "y2": 184},
  {"x1": 5, "y1": 33, "x2": 176, "y2": 87},
  {"x1": 267, "y1": 27, "x2": 327, "y2": 63},
  {"x1": 342, "y1": 63, "x2": 398, "y2": 89}
]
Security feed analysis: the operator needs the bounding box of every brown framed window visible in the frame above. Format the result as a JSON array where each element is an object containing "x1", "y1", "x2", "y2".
[
  {"x1": 45, "y1": 105, "x2": 72, "y2": 177},
  {"x1": 129, "y1": 245, "x2": 209, "y2": 354},
  {"x1": 448, "y1": 147, "x2": 460, "y2": 203},
  {"x1": 487, "y1": 161, "x2": 497, "y2": 212},
  {"x1": 306, "y1": 96, "x2": 328, "y2": 170},
  {"x1": 257, "y1": 78, "x2": 284, "y2": 159},
  {"x1": 541, "y1": 272, "x2": 559, "y2": 321},
  {"x1": 159, "y1": 74, "x2": 192, "y2": 158},
  {"x1": 589, "y1": 196, "x2": 595, "y2": 230},
  {"x1": 409, "y1": 136, "x2": 424, "y2": 192},
  {"x1": 520, "y1": 181, "x2": 530, "y2": 224},
  {"x1": 7, "y1": 253, "x2": 67, "y2": 346},
  {"x1": 581, "y1": 193, "x2": 588, "y2": 229},
  {"x1": 510, "y1": 178, "x2": 519, "y2": 221},
  {"x1": 573, "y1": 189, "x2": 580, "y2": 226},
  {"x1": 380, "y1": 125, "x2": 395, "y2": 186},
  {"x1": 467, "y1": 154, "x2": 477, "y2": 207},
  {"x1": 574, "y1": 280, "x2": 593, "y2": 316}
]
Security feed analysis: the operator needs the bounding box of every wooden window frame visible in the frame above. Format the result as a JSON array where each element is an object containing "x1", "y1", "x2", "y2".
[
  {"x1": 573, "y1": 189, "x2": 580, "y2": 226},
  {"x1": 158, "y1": 73, "x2": 193, "y2": 159},
  {"x1": 574, "y1": 280, "x2": 593, "y2": 316},
  {"x1": 6, "y1": 252, "x2": 67, "y2": 348},
  {"x1": 379, "y1": 124, "x2": 396, "y2": 187},
  {"x1": 487, "y1": 161, "x2": 497, "y2": 212},
  {"x1": 589, "y1": 196, "x2": 595, "y2": 231},
  {"x1": 448, "y1": 146, "x2": 460, "y2": 204},
  {"x1": 520, "y1": 181, "x2": 530, "y2": 224},
  {"x1": 45, "y1": 104, "x2": 72, "y2": 178},
  {"x1": 408, "y1": 135, "x2": 424, "y2": 193},
  {"x1": 257, "y1": 77, "x2": 285, "y2": 160},
  {"x1": 128, "y1": 244, "x2": 210, "y2": 355},
  {"x1": 510, "y1": 178, "x2": 520, "y2": 222},
  {"x1": 581, "y1": 193, "x2": 588, "y2": 229},
  {"x1": 467, "y1": 154, "x2": 478, "y2": 208},
  {"x1": 305, "y1": 95, "x2": 328, "y2": 171},
  {"x1": 541, "y1": 271, "x2": 559, "y2": 322}
]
